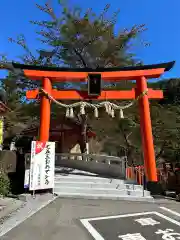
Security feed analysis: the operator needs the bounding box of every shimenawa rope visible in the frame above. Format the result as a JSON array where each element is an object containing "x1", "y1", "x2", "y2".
[{"x1": 39, "y1": 88, "x2": 148, "y2": 119}]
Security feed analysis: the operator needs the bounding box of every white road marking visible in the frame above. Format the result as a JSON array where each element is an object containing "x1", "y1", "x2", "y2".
[
  {"x1": 80, "y1": 211, "x2": 180, "y2": 240},
  {"x1": 160, "y1": 206, "x2": 180, "y2": 217},
  {"x1": 81, "y1": 211, "x2": 156, "y2": 222},
  {"x1": 81, "y1": 219, "x2": 105, "y2": 240}
]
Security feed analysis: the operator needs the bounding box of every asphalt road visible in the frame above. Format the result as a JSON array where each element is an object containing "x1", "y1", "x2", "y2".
[{"x1": 2, "y1": 197, "x2": 180, "y2": 240}]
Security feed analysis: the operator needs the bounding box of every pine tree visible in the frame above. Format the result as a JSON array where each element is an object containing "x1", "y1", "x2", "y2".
[{"x1": 31, "y1": 2, "x2": 147, "y2": 68}]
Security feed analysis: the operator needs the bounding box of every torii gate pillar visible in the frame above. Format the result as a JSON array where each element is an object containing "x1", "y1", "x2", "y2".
[
  {"x1": 39, "y1": 77, "x2": 52, "y2": 141},
  {"x1": 137, "y1": 77, "x2": 157, "y2": 188}
]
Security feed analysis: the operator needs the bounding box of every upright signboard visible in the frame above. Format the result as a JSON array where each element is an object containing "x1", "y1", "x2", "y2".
[{"x1": 29, "y1": 141, "x2": 55, "y2": 191}]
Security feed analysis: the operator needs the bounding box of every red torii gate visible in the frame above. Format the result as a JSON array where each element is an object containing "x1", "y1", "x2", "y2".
[{"x1": 12, "y1": 61, "x2": 175, "y2": 193}]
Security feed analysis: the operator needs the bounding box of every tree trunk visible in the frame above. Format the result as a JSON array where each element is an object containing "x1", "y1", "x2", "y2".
[{"x1": 79, "y1": 114, "x2": 87, "y2": 154}]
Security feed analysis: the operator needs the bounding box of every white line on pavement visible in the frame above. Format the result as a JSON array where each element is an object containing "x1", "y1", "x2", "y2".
[
  {"x1": 81, "y1": 211, "x2": 155, "y2": 222},
  {"x1": 160, "y1": 206, "x2": 180, "y2": 217},
  {"x1": 81, "y1": 219, "x2": 105, "y2": 240}
]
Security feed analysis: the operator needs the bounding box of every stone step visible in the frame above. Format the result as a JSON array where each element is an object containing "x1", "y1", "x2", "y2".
[
  {"x1": 54, "y1": 172, "x2": 152, "y2": 201},
  {"x1": 55, "y1": 192, "x2": 154, "y2": 202},
  {"x1": 54, "y1": 181, "x2": 143, "y2": 191},
  {"x1": 54, "y1": 186, "x2": 151, "y2": 197}
]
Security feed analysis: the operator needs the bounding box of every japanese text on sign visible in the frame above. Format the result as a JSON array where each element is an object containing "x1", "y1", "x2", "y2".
[
  {"x1": 118, "y1": 217, "x2": 180, "y2": 240},
  {"x1": 44, "y1": 143, "x2": 51, "y2": 185}
]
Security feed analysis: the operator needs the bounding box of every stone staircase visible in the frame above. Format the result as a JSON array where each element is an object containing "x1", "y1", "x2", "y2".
[{"x1": 54, "y1": 169, "x2": 153, "y2": 201}]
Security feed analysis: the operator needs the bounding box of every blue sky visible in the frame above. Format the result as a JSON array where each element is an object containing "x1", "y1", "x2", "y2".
[{"x1": 0, "y1": 0, "x2": 179, "y2": 80}]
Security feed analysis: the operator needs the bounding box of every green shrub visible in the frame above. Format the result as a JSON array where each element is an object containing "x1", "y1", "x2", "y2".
[{"x1": 0, "y1": 169, "x2": 10, "y2": 196}]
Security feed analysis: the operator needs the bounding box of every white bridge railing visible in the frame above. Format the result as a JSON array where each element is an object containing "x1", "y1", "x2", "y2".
[
  {"x1": 55, "y1": 152, "x2": 126, "y2": 164},
  {"x1": 25, "y1": 152, "x2": 127, "y2": 176}
]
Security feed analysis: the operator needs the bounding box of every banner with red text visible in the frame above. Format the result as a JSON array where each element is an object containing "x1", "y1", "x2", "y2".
[{"x1": 29, "y1": 141, "x2": 55, "y2": 191}]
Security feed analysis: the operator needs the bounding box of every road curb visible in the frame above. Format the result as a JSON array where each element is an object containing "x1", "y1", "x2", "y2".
[{"x1": 58, "y1": 193, "x2": 155, "y2": 202}]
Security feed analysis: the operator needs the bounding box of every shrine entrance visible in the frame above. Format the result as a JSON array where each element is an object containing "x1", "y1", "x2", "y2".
[{"x1": 11, "y1": 61, "x2": 175, "y2": 193}]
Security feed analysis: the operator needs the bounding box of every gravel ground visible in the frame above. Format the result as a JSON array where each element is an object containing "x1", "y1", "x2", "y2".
[{"x1": 0, "y1": 197, "x2": 24, "y2": 223}]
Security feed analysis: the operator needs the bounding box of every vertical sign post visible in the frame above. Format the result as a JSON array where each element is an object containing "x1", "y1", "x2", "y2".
[{"x1": 29, "y1": 141, "x2": 55, "y2": 192}]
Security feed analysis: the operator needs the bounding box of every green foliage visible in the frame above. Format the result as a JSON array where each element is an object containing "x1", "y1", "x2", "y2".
[
  {"x1": 1, "y1": 73, "x2": 35, "y2": 139},
  {"x1": 0, "y1": 170, "x2": 10, "y2": 196},
  {"x1": 160, "y1": 78, "x2": 180, "y2": 104},
  {"x1": 31, "y1": 2, "x2": 146, "y2": 69}
]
